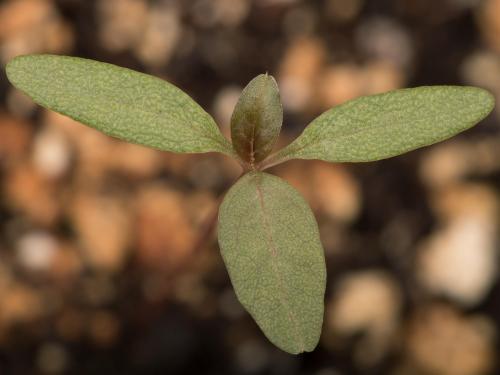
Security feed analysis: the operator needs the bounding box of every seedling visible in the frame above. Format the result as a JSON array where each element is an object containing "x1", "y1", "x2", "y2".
[{"x1": 6, "y1": 55, "x2": 495, "y2": 354}]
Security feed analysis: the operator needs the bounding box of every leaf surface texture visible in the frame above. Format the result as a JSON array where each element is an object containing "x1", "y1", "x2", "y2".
[
  {"x1": 218, "y1": 172, "x2": 326, "y2": 354},
  {"x1": 7, "y1": 54, "x2": 233, "y2": 155},
  {"x1": 272, "y1": 86, "x2": 494, "y2": 163}
]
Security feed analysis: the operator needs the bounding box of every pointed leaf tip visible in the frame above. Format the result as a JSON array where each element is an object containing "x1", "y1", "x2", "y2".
[{"x1": 231, "y1": 74, "x2": 283, "y2": 166}]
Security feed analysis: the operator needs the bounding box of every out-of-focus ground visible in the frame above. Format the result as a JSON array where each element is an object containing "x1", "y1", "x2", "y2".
[{"x1": 0, "y1": 0, "x2": 499, "y2": 374}]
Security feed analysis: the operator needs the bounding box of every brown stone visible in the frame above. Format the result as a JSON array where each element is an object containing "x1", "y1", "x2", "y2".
[
  {"x1": 135, "y1": 185, "x2": 196, "y2": 271},
  {"x1": 0, "y1": 0, "x2": 73, "y2": 62},
  {"x1": 406, "y1": 304, "x2": 494, "y2": 375},
  {"x1": 4, "y1": 161, "x2": 62, "y2": 226},
  {"x1": 0, "y1": 113, "x2": 32, "y2": 166},
  {"x1": 70, "y1": 190, "x2": 132, "y2": 272},
  {"x1": 277, "y1": 160, "x2": 361, "y2": 223}
]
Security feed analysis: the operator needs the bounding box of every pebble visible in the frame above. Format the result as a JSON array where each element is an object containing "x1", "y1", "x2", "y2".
[
  {"x1": 70, "y1": 190, "x2": 132, "y2": 272},
  {"x1": 417, "y1": 184, "x2": 498, "y2": 306},
  {"x1": 0, "y1": 0, "x2": 73, "y2": 62},
  {"x1": 325, "y1": 270, "x2": 402, "y2": 366},
  {"x1": 406, "y1": 304, "x2": 494, "y2": 375},
  {"x1": 16, "y1": 231, "x2": 58, "y2": 272}
]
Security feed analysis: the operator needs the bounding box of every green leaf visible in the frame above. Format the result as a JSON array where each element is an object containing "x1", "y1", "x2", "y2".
[
  {"x1": 269, "y1": 86, "x2": 494, "y2": 164},
  {"x1": 6, "y1": 54, "x2": 234, "y2": 155},
  {"x1": 218, "y1": 172, "x2": 326, "y2": 354},
  {"x1": 231, "y1": 74, "x2": 283, "y2": 165}
]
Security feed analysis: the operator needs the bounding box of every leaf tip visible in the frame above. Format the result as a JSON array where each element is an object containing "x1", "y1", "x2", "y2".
[
  {"x1": 463, "y1": 85, "x2": 496, "y2": 119},
  {"x1": 5, "y1": 54, "x2": 39, "y2": 88},
  {"x1": 264, "y1": 72, "x2": 279, "y2": 88},
  {"x1": 230, "y1": 73, "x2": 283, "y2": 163},
  {"x1": 5, "y1": 55, "x2": 24, "y2": 83},
  {"x1": 479, "y1": 87, "x2": 496, "y2": 115},
  {"x1": 283, "y1": 339, "x2": 320, "y2": 355}
]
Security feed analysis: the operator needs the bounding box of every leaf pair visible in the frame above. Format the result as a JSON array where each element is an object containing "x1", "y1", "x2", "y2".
[{"x1": 6, "y1": 55, "x2": 495, "y2": 354}]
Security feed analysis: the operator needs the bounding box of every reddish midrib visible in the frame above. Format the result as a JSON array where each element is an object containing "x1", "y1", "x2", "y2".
[{"x1": 255, "y1": 180, "x2": 305, "y2": 352}]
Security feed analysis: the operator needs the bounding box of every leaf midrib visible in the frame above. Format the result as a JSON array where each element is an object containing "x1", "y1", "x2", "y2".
[{"x1": 255, "y1": 178, "x2": 305, "y2": 352}]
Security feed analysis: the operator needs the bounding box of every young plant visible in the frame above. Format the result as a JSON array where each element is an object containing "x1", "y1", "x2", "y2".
[{"x1": 6, "y1": 55, "x2": 495, "y2": 354}]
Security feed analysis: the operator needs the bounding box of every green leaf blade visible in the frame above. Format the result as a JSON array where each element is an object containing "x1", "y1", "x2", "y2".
[
  {"x1": 218, "y1": 172, "x2": 326, "y2": 354},
  {"x1": 6, "y1": 54, "x2": 233, "y2": 155},
  {"x1": 231, "y1": 74, "x2": 283, "y2": 165},
  {"x1": 272, "y1": 86, "x2": 495, "y2": 164}
]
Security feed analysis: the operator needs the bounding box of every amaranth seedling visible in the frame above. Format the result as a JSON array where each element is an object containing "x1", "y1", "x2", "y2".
[{"x1": 6, "y1": 54, "x2": 495, "y2": 354}]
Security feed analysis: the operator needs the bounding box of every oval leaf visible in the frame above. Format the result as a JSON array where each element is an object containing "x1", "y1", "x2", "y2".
[
  {"x1": 6, "y1": 54, "x2": 233, "y2": 155},
  {"x1": 218, "y1": 172, "x2": 326, "y2": 354},
  {"x1": 270, "y1": 86, "x2": 494, "y2": 164},
  {"x1": 231, "y1": 74, "x2": 283, "y2": 165}
]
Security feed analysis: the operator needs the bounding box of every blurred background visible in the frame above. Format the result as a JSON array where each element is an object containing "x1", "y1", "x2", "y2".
[{"x1": 0, "y1": 0, "x2": 499, "y2": 374}]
